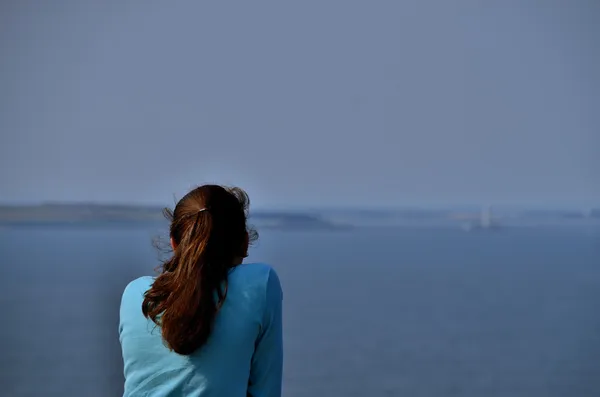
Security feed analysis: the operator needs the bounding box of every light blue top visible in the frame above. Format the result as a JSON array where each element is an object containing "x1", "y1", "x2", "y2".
[{"x1": 119, "y1": 263, "x2": 283, "y2": 397}]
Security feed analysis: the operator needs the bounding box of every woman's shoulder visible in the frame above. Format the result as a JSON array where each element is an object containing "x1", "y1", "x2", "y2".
[
  {"x1": 229, "y1": 263, "x2": 281, "y2": 290},
  {"x1": 231, "y1": 262, "x2": 277, "y2": 278},
  {"x1": 228, "y1": 263, "x2": 283, "y2": 312},
  {"x1": 121, "y1": 275, "x2": 154, "y2": 301}
]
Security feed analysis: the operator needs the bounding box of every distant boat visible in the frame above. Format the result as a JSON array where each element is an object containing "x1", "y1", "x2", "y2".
[
  {"x1": 481, "y1": 205, "x2": 492, "y2": 228},
  {"x1": 462, "y1": 205, "x2": 500, "y2": 232}
]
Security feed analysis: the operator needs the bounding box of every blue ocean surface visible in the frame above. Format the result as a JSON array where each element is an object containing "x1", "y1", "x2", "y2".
[{"x1": 1, "y1": 225, "x2": 599, "y2": 396}]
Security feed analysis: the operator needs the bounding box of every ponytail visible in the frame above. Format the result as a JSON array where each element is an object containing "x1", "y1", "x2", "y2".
[{"x1": 142, "y1": 192, "x2": 247, "y2": 355}]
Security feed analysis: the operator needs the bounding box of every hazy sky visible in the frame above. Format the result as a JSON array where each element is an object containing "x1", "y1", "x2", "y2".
[{"x1": 1, "y1": 1, "x2": 598, "y2": 208}]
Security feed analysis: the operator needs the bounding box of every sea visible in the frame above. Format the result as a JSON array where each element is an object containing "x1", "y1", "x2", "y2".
[{"x1": 1, "y1": 224, "x2": 599, "y2": 397}]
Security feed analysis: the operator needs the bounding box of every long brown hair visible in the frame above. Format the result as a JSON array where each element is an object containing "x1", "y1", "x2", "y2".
[{"x1": 142, "y1": 185, "x2": 258, "y2": 355}]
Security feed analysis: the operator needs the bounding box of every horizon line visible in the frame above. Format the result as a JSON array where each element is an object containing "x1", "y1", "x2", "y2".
[{"x1": 0, "y1": 200, "x2": 597, "y2": 211}]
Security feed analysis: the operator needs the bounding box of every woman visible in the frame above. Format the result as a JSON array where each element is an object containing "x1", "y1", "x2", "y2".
[{"x1": 119, "y1": 185, "x2": 283, "y2": 397}]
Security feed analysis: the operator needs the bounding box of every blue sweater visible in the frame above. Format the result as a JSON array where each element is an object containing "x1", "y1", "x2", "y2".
[{"x1": 119, "y1": 263, "x2": 283, "y2": 397}]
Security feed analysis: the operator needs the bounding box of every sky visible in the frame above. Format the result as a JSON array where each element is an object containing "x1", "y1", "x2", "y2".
[{"x1": 0, "y1": 0, "x2": 598, "y2": 208}]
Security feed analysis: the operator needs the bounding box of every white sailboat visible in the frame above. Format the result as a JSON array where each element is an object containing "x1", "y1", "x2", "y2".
[
  {"x1": 461, "y1": 205, "x2": 498, "y2": 231},
  {"x1": 480, "y1": 205, "x2": 492, "y2": 228}
]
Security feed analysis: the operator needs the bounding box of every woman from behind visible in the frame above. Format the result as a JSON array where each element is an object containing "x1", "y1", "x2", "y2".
[{"x1": 119, "y1": 185, "x2": 283, "y2": 397}]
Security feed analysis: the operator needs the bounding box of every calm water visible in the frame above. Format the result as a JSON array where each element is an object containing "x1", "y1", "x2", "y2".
[{"x1": 1, "y1": 225, "x2": 599, "y2": 396}]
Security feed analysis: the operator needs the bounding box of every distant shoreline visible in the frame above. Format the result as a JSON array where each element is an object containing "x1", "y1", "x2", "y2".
[
  {"x1": 0, "y1": 203, "x2": 598, "y2": 230},
  {"x1": 0, "y1": 203, "x2": 352, "y2": 231}
]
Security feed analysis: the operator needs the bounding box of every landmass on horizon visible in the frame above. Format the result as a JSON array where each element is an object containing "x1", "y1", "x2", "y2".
[
  {"x1": 0, "y1": 203, "x2": 598, "y2": 230},
  {"x1": 0, "y1": 203, "x2": 351, "y2": 230}
]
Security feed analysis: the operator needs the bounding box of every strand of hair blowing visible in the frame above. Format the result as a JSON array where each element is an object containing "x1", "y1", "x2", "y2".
[{"x1": 142, "y1": 211, "x2": 230, "y2": 355}]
